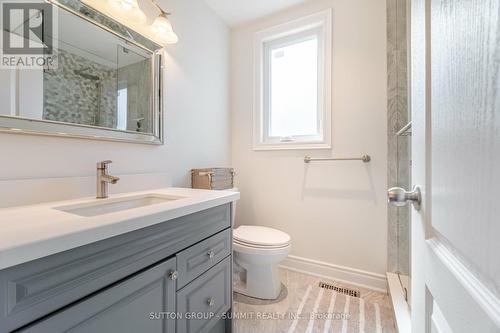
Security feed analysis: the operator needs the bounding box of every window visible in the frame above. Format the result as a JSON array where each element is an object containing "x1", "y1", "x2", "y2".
[{"x1": 254, "y1": 9, "x2": 332, "y2": 150}]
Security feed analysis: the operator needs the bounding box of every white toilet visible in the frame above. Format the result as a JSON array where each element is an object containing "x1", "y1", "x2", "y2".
[{"x1": 233, "y1": 225, "x2": 291, "y2": 299}]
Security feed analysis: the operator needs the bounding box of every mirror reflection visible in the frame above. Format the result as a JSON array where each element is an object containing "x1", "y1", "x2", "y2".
[{"x1": 0, "y1": 3, "x2": 157, "y2": 136}]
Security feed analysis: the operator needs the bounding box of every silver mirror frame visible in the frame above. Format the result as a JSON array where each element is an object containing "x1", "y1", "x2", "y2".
[{"x1": 0, "y1": 0, "x2": 164, "y2": 145}]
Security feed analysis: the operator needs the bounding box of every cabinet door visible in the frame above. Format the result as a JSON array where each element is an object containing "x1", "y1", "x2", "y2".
[
  {"x1": 21, "y1": 257, "x2": 177, "y2": 333},
  {"x1": 177, "y1": 256, "x2": 231, "y2": 333}
]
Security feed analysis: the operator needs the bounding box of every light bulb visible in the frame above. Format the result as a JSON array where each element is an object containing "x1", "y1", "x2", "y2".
[
  {"x1": 151, "y1": 14, "x2": 178, "y2": 44},
  {"x1": 107, "y1": 0, "x2": 147, "y2": 24},
  {"x1": 120, "y1": 0, "x2": 137, "y2": 11}
]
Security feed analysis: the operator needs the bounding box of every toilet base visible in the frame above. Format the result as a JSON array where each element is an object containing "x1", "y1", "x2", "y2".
[{"x1": 233, "y1": 260, "x2": 282, "y2": 300}]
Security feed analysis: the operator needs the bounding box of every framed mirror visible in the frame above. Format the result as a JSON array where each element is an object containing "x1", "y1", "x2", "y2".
[{"x1": 0, "y1": 0, "x2": 164, "y2": 144}]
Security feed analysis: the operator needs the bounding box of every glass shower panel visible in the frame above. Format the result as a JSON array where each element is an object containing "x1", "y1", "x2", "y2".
[{"x1": 396, "y1": 127, "x2": 412, "y2": 303}]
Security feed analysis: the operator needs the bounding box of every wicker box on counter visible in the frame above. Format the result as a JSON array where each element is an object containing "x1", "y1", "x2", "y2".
[{"x1": 191, "y1": 168, "x2": 235, "y2": 190}]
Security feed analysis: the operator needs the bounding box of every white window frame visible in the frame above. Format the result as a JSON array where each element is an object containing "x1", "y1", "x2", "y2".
[{"x1": 253, "y1": 9, "x2": 332, "y2": 150}]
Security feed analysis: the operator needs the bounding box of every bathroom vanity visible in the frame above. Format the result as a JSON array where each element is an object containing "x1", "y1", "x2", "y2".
[{"x1": 0, "y1": 188, "x2": 239, "y2": 333}]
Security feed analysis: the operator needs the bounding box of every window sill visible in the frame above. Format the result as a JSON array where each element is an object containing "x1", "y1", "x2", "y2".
[{"x1": 253, "y1": 142, "x2": 332, "y2": 151}]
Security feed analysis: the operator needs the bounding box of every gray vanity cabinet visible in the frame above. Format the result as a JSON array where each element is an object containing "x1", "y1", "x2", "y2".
[
  {"x1": 0, "y1": 204, "x2": 233, "y2": 333},
  {"x1": 21, "y1": 257, "x2": 177, "y2": 333}
]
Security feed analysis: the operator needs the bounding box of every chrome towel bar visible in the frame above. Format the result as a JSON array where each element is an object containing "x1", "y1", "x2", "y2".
[{"x1": 304, "y1": 155, "x2": 371, "y2": 163}]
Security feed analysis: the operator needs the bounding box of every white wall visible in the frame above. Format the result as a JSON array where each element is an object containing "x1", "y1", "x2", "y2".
[
  {"x1": 231, "y1": 0, "x2": 388, "y2": 281},
  {"x1": 0, "y1": 0, "x2": 230, "y2": 189}
]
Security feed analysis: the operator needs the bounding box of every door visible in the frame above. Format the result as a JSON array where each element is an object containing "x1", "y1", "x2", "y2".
[
  {"x1": 410, "y1": 0, "x2": 500, "y2": 332},
  {"x1": 21, "y1": 257, "x2": 177, "y2": 333}
]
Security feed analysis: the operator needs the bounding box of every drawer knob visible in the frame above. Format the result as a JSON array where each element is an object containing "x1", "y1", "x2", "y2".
[
  {"x1": 207, "y1": 250, "x2": 215, "y2": 259},
  {"x1": 169, "y1": 271, "x2": 178, "y2": 281},
  {"x1": 207, "y1": 297, "x2": 215, "y2": 307}
]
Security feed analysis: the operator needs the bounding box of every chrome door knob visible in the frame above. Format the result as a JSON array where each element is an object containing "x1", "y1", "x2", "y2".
[{"x1": 387, "y1": 186, "x2": 422, "y2": 210}]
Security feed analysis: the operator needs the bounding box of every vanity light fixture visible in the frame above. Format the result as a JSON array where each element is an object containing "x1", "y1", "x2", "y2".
[
  {"x1": 150, "y1": 0, "x2": 179, "y2": 44},
  {"x1": 107, "y1": 0, "x2": 147, "y2": 24},
  {"x1": 105, "y1": 0, "x2": 179, "y2": 45}
]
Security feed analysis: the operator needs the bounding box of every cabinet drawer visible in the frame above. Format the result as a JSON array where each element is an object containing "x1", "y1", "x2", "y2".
[
  {"x1": 177, "y1": 256, "x2": 231, "y2": 333},
  {"x1": 21, "y1": 257, "x2": 177, "y2": 333},
  {"x1": 177, "y1": 229, "x2": 231, "y2": 289}
]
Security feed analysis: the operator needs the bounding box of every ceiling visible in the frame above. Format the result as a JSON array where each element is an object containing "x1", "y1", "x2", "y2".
[{"x1": 205, "y1": 0, "x2": 308, "y2": 27}]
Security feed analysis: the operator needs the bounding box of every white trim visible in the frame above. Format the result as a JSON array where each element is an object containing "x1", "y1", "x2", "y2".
[
  {"x1": 280, "y1": 255, "x2": 387, "y2": 292},
  {"x1": 253, "y1": 9, "x2": 332, "y2": 151},
  {"x1": 431, "y1": 300, "x2": 454, "y2": 333},
  {"x1": 386, "y1": 272, "x2": 412, "y2": 333},
  {"x1": 428, "y1": 238, "x2": 500, "y2": 328}
]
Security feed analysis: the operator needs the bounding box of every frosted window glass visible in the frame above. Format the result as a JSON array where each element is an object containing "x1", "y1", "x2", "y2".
[{"x1": 269, "y1": 37, "x2": 318, "y2": 137}]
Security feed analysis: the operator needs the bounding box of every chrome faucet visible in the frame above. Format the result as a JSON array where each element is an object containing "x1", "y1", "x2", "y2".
[{"x1": 96, "y1": 160, "x2": 120, "y2": 199}]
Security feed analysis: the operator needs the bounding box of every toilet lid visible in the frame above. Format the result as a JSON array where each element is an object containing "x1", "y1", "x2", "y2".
[{"x1": 233, "y1": 226, "x2": 291, "y2": 247}]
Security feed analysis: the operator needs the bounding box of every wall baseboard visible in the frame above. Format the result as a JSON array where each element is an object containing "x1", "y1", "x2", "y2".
[{"x1": 280, "y1": 255, "x2": 388, "y2": 293}]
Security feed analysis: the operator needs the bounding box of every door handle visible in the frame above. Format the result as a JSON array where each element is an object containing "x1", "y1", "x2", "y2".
[{"x1": 387, "y1": 186, "x2": 421, "y2": 210}]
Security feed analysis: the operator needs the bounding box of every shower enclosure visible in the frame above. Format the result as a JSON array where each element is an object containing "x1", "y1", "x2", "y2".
[
  {"x1": 391, "y1": 122, "x2": 412, "y2": 304},
  {"x1": 387, "y1": 0, "x2": 411, "y2": 311},
  {"x1": 42, "y1": 42, "x2": 152, "y2": 132}
]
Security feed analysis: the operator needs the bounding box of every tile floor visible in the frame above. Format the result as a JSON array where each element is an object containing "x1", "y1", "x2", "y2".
[{"x1": 233, "y1": 268, "x2": 396, "y2": 333}]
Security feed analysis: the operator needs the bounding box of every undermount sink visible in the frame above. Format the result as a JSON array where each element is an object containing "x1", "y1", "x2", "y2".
[{"x1": 54, "y1": 194, "x2": 184, "y2": 217}]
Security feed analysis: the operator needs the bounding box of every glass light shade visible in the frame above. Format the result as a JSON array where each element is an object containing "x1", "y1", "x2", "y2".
[
  {"x1": 151, "y1": 15, "x2": 178, "y2": 44},
  {"x1": 121, "y1": 0, "x2": 139, "y2": 11},
  {"x1": 107, "y1": 0, "x2": 147, "y2": 24}
]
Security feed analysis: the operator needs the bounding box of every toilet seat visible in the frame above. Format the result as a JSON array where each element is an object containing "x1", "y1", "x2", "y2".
[
  {"x1": 233, "y1": 240, "x2": 291, "y2": 256},
  {"x1": 233, "y1": 226, "x2": 291, "y2": 247},
  {"x1": 233, "y1": 238, "x2": 290, "y2": 250}
]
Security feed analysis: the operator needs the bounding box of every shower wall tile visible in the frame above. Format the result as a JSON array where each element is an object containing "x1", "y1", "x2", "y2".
[
  {"x1": 387, "y1": 0, "x2": 410, "y2": 275},
  {"x1": 43, "y1": 49, "x2": 117, "y2": 128},
  {"x1": 43, "y1": 49, "x2": 152, "y2": 135}
]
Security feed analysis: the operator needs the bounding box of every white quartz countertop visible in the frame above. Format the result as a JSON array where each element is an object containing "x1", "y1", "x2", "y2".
[{"x1": 0, "y1": 187, "x2": 239, "y2": 270}]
